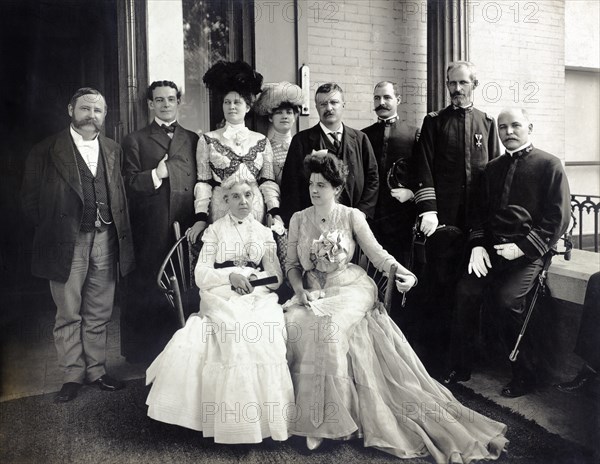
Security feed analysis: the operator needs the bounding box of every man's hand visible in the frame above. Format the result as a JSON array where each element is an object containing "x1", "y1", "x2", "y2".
[
  {"x1": 420, "y1": 212, "x2": 438, "y2": 236},
  {"x1": 186, "y1": 221, "x2": 207, "y2": 243},
  {"x1": 494, "y1": 243, "x2": 524, "y2": 261},
  {"x1": 156, "y1": 154, "x2": 169, "y2": 179},
  {"x1": 229, "y1": 272, "x2": 254, "y2": 295},
  {"x1": 395, "y1": 274, "x2": 416, "y2": 292},
  {"x1": 468, "y1": 246, "x2": 492, "y2": 278},
  {"x1": 390, "y1": 188, "x2": 414, "y2": 203}
]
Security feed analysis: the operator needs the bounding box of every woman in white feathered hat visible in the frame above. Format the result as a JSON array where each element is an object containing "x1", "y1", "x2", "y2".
[{"x1": 254, "y1": 82, "x2": 303, "y2": 186}]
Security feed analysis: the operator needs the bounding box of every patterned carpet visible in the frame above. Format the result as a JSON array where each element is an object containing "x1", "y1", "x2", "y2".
[{"x1": 0, "y1": 380, "x2": 594, "y2": 464}]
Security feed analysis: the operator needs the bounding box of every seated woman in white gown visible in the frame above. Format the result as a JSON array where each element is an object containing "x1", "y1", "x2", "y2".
[
  {"x1": 146, "y1": 177, "x2": 294, "y2": 444},
  {"x1": 284, "y1": 152, "x2": 508, "y2": 463}
]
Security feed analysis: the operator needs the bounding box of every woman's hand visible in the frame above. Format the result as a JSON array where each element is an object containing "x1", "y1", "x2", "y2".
[
  {"x1": 229, "y1": 272, "x2": 254, "y2": 295},
  {"x1": 295, "y1": 289, "x2": 316, "y2": 307},
  {"x1": 395, "y1": 274, "x2": 416, "y2": 293}
]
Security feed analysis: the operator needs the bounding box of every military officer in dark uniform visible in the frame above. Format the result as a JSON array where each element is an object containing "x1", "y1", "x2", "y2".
[
  {"x1": 362, "y1": 81, "x2": 419, "y2": 264},
  {"x1": 446, "y1": 108, "x2": 571, "y2": 397},
  {"x1": 413, "y1": 62, "x2": 501, "y2": 373},
  {"x1": 122, "y1": 81, "x2": 199, "y2": 362}
]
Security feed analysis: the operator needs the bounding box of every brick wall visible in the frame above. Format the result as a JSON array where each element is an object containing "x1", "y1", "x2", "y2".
[
  {"x1": 302, "y1": 0, "x2": 427, "y2": 130},
  {"x1": 468, "y1": 0, "x2": 566, "y2": 159}
]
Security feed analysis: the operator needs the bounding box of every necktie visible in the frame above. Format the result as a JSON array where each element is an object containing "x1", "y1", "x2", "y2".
[
  {"x1": 161, "y1": 123, "x2": 176, "y2": 136},
  {"x1": 330, "y1": 132, "x2": 340, "y2": 151}
]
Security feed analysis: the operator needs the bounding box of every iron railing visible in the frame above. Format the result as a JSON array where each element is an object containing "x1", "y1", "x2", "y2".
[{"x1": 570, "y1": 194, "x2": 600, "y2": 252}]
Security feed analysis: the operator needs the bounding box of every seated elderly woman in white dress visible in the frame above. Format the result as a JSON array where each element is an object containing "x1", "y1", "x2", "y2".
[
  {"x1": 146, "y1": 178, "x2": 294, "y2": 444},
  {"x1": 283, "y1": 152, "x2": 508, "y2": 463}
]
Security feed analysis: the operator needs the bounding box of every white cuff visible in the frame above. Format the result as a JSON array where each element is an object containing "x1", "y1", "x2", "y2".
[{"x1": 151, "y1": 169, "x2": 162, "y2": 189}]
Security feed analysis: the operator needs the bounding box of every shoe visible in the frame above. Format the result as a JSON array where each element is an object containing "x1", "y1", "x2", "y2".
[
  {"x1": 306, "y1": 437, "x2": 323, "y2": 450},
  {"x1": 54, "y1": 382, "x2": 82, "y2": 403},
  {"x1": 88, "y1": 375, "x2": 125, "y2": 391},
  {"x1": 443, "y1": 369, "x2": 471, "y2": 385},
  {"x1": 501, "y1": 379, "x2": 534, "y2": 398},
  {"x1": 556, "y1": 368, "x2": 597, "y2": 393}
]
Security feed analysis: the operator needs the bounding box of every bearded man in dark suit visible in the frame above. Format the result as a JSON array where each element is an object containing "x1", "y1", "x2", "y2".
[
  {"x1": 122, "y1": 80, "x2": 199, "y2": 362},
  {"x1": 22, "y1": 87, "x2": 135, "y2": 403},
  {"x1": 280, "y1": 82, "x2": 379, "y2": 224}
]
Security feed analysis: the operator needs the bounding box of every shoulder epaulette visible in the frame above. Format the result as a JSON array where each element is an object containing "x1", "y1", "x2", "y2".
[
  {"x1": 484, "y1": 112, "x2": 494, "y2": 121},
  {"x1": 428, "y1": 111, "x2": 439, "y2": 118}
]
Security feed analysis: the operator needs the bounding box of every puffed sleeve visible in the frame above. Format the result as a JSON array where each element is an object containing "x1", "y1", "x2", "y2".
[
  {"x1": 258, "y1": 137, "x2": 281, "y2": 214},
  {"x1": 193, "y1": 134, "x2": 214, "y2": 218},
  {"x1": 350, "y1": 208, "x2": 416, "y2": 282}
]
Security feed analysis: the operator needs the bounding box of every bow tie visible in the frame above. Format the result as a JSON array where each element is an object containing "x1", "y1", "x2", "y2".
[
  {"x1": 378, "y1": 116, "x2": 398, "y2": 125},
  {"x1": 161, "y1": 123, "x2": 177, "y2": 134}
]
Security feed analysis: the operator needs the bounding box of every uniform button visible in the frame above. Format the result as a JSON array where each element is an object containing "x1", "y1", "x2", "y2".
[
  {"x1": 185, "y1": 187, "x2": 189, "y2": 191},
  {"x1": 120, "y1": 235, "x2": 126, "y2": 240},
  {"x1": 187, "y1": 172, "x2": 190, "y2": 176}
]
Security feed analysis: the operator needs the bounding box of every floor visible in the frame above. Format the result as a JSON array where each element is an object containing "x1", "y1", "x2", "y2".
[{"x1": 1, "y1": 289, "x2": 599, "y2": 460}]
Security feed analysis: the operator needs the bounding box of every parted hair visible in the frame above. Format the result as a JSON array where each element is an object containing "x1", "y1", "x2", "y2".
[
  {"x1": 303, "y1": 152, "x2": 347, "y2": 188},
  {"x1": 147, "y1": 81, "x2": 182, "y2": 101}
]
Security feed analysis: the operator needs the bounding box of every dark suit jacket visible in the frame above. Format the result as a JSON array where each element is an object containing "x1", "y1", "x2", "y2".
[
  {"x1": 122, "y1": 121, "x2": 199, "y2": 273},
  {"x1": 21, "y1": 129, "x2": 135, "y2": 282},
  {"x1": 280, "y1": 123, "x2": 379, "y2": 224}
]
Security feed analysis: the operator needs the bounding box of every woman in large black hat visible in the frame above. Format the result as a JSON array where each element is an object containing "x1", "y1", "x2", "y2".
[{"x1": 187, "y1": 61, "x2": 283, "y2": 242}]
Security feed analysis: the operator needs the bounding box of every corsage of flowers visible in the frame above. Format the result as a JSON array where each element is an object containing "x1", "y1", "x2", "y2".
[{"x1": 310, "y1": 230, "x2": 348, "y2": 273}]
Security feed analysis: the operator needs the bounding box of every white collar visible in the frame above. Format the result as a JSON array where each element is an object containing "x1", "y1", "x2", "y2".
[
  {"x1": 155, "y1": 117, "x2": 176, "y2": 127},
  {"x1": 228, "y1": 212, "x2": 252, "y2": 225},
  {"x1": 70, "y1": 125, "x2": 99, "y2": 145},
  {"x1": 379, "y1": 113, "x2": 398, "y2": 122},
  {"x1": 319, "y1": 121, "x2": 344, "y2": 136},
  {"x1": 506, "y1": 142, "x2": 532, "y2": 156}
]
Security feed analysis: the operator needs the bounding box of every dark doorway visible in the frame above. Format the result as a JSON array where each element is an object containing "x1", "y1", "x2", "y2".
[{"x1": 0, "y1": 0, "x2": 121, "y2": 324}]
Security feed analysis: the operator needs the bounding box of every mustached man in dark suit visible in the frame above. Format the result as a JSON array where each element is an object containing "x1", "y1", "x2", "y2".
[
  {"x1": 22, "y1": 88, "x2": 135, "y2": 402},
  {"x1": 122, "y1": 81, "x2": 199, "y2": 363},
  {"x1": 280, "y1": 82, "x2": 379, "y2": 224}
]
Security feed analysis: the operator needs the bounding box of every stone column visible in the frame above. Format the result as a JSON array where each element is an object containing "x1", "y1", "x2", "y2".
[{"x1": 427, "y1": 0, "x2": 469, "y2": 112}]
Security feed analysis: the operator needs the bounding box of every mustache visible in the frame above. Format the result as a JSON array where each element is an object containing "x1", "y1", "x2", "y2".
[
  {"x1": 374, "y1": 105, "x2": 390, "y2": 111},
  {"x1": 73, "y1": 118, "x2": 102, "y2": 130},
  {"x1": 451, "y1": 91, "x2": 465, "y2": 98}
]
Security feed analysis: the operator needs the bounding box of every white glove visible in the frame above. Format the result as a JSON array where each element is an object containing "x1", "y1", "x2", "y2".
[
  {"x1": 420, "y1": 212, "x2": 438, "y2": 237},
  {"x1": 390, "y1": 188, "x2": 414, "y2": 203},
  {"x1": 468, "y1": 246, "x2": 492, "y2": 278}
]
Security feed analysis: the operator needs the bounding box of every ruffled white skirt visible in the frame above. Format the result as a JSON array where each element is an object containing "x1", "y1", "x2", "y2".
[{"x1": 146, "y1": 286, "x2": 294, "y2": 443}]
